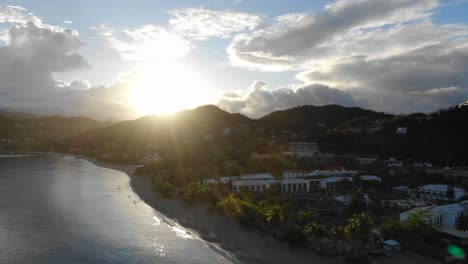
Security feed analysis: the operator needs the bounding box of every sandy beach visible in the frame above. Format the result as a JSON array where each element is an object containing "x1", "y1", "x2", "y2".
[{"x1": 77, "y1": 155, "x2": 439, "y2": 264}]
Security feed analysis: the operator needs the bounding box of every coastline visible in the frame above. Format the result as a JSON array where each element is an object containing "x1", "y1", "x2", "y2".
[{"x1": 77, "y1": 155, "x2": 342, "y2": 264}]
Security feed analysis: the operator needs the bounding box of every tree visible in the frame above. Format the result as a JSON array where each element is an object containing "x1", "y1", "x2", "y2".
[
  {"x1": 405, "y1": 209, "x2": 433, "y2": 231},
  {"x1": 302, "y1": 221, "x2": 325, "y2": 240},
  {"x1": 152, "y1": 175, "x2": 177, "y2": 197},
  {"x1": 344, "y1": 213, "x2": 373, "y2": 242},
  {"x1": 346, "y1": 190, "x2": 367, "y2": 215}
]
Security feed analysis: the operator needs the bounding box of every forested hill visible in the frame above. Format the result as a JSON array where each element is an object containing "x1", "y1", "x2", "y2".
[
  {"x1": 2, "y1": 103, "x2": 467, "y2": 165},
  {"x1": 0, "y1": 114, "x2": 103, "y2": 150},
  {"x1": 318, "y1": 104, "x2": 468, "y2": 165},
  {"x1": 258, "y1": 104, "x2": 392, "y2": 131}
]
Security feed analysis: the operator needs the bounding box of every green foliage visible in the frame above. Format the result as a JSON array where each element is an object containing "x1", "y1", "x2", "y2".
[
  {"x1": 297, "y1": 209, "x2": 318, "y2": 224},
  {"x1": 329, "y1": 226, "x2": 345, "y2": 240},
  {"x1": 217, "y1": 194, "x2": 258, "y2": 224},
  {"x1": 152, "y1": 175, "x2": 177, "y2": 197},
  {"x1": 344, "y1": 213, "x2": 373, "y2": 241},
  {"x1": 258, "y1": 199, "x2": 290, "y2": 223},
  {"x1": 302, "y1": 221, "x2": 326, "y2": 238},
  {"x1": 405, "y1": 209, "x2": 433, "y2": 229},
  {"x1": 346, "y1": 190, "x2": 367, "y2": 215}
]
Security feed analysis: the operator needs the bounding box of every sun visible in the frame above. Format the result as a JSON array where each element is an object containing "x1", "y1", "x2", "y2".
[{"x1": 127, "y1": 62, "x2": 212, "y2": 115}]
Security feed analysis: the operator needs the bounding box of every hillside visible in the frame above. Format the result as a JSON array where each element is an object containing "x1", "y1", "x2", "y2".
[
  {"x1": 258, "y1": 104, "x2": 392, "y2": 132},
  {"x1": 0, "y1": 114, "x2": 103, "y2": 151},
  {"x1": 2, "y1": 103, "x2": 467, "y2": 166},
  {"x1": 318, "y1": 104, "x2": 468, "y2": 165}
]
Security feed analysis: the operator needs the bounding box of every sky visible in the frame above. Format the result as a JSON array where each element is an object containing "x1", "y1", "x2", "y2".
[{"x1": 1, "y1": 0, "x2": 468, "y2": 120}]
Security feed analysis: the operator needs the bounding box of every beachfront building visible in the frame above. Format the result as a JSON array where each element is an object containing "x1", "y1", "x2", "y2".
[
  {"x1": 387, "y1": 158, "x2": 403, "y2": 167},
  {"x1": 396, "y1": 127, "x2": 408, "y2": 134},
  {"x1": 304, "y1": 169, "x2": 358, "y2": 178},
  {"x1": 400, "y1": 202, "x2": 468, "y2": 244},
  {"x1": 283, "y1": 142, "x2": 318, "y2": 157},
  {"x1": 382, "y1": 199, "x2": 431, "y2": 210},
  {"x1": 202, "y1": 179, "x2": 219, "y2": 185},
  {"x1": 282, "y1": 170, "x2": 310, "y2": 179},
  {"x1": 281, "y1": 179, "x2": 310, "y2": 193},
  {"x1": 360, "y1": 175, "x2": 382, "y2": 182},
  {"x1": 140, "y1": 153, "x2": 162, "y2": 164},
  {"x1": 240, "y1": 173, "x2": 274, "y2": 181},
  {"x1": 392, "y1": 186, "x2": 410, "y2": 195},
  {"x1": 410, "y1": 184, "x2": 467, "y2": 202},
  {"x1": 232, "y1": 180, "x2": 277, "y2": 193},
  {"x1": 320, "y1": 177, "x2": 353, "y2": 191},
  {"x1": 220, "y1": 173, "x2": 274, "y2": 184},
  {"x1": 356, "y1": 156, "x2": 378, "y2": 165}
]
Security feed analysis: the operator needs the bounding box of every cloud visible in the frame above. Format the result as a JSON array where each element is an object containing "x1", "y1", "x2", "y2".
[
  {"x1": 0, "y1": 7, "x2": 138, "y2": 120},
  {"x1": 217, "y1": 80, "x2": 356, "y2": 118},
  {"x1": 0, "y1": 21, "x2": 87, "y2": 95},
  {"x1": 298, "y1": 39, "x2": 468, "y2": 92},
  {"x1": 169, "y1": 8, "x2": 263, "y2": 40},
  {"x1": 227, "y1": 0, "x2": 451, "y2": 70},
  {"x1": 91, "y1": 24, "x2": 191, "y2": 61},
  {"x1": 64, "y1": 20, "x2": 72, "y2": 24},
  {"x1": 0, "y1": 5, "x2": 42, "y2": 24}
]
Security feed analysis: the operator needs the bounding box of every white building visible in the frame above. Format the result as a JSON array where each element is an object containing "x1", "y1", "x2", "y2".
[
  {"x1": 283, "y1": 142, "x2": 318, "y2": 157},
  {"x1": 387, "y1": 158, "x2": 403, "y2": 167},
  {"x1": 240, "y1": 173, "x2": 274, "y2": 181},
  {"x1": 304, "y1": 169, "x2": 357, "y2": 178},
  {"x1": 282, "y1": 170, "x2": 310, "y2": 179},
  {"x1": 396, "y1": 127, "x2": 408, "y2": 134},
  {"x1": 319, "y1": 177, "x2": 353, "y2": 192},
  {"x1": 356, "y1": 156, "x2": 378, "y2": 165},
  {"x1": 220, "y1": 173, "x2": 274, "y2": 184},
  {"x1": 411, "y1": 185, "x2": 466, "y2": 201},
  {"x1": 400, "y1": 202, "x2": 468, "y2": 244},
  {"x1": 220, "y1": 176, "x2": 240, "y2": 183},
  {"x1": 202, "y1": 179, "x2": 219, "y2": 185},
  {"x1": 360, "y1": 175, "x2": 382, "y2": 182},
  {"x1": 281, "y1": 179, "x2": 310, "y2": 193},
  {"x1": 140, "y1": 153, "x2": 162, "y2": 164},
  {"x1": 232, "y1": 180, "x2": 277, "y2": 193}
]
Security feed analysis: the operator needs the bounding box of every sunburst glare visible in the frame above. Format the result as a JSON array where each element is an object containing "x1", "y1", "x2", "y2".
[{"x1": 127, "y1": 62, "x2": 212, "y2": 115}]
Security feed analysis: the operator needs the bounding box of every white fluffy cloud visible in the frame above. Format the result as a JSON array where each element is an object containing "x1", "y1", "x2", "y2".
[
  {"x1": 217, "y1": 81, "x2": 356, "y2": 118},
  {"x1": 223, "y1": 0, "x2": 468, "y2": 114},
  {"x1": 0, "y1": 5, "x2": 41, "y2": 24},
  {"x1": 169, "y1": 8, "x2": 263, "y2": 40},
  {"x1": 228, "y1": 0, "x2": 446, "y2": 70},
  {"x1": 298, "y1": 39, "x2": 468, "y2": 92},
  {"x1": 0, "y1": 6, "x2": 138, "y2": 120}
]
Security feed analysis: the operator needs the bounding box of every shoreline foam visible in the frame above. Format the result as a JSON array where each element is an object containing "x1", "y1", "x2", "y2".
[{"x1": 76, "y1": 156, "x2": 343, "y2": 264}]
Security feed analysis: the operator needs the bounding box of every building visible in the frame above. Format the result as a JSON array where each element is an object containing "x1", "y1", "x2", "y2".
[
  {"x1": 304, "y1": 169, "x2": 358, "y2": 178},
  {"x1": 387, "y1": 158, "x2": 403, "y2": 167},
  {"x1": 382, "y1": 199, "x2": 430, "y2": 210},
  {"x1": 356, "y1": 156, "x2": 378, "y2": 165},
  {"x1": 240, "y1": 173, "x2": 274, "y2": 181},
  {"x1": 410, "y1": 184, "x2": 466, "y2": 202},
  {"x1": 202, "y1": 179, "x2": 219, "y2": 185},
  {"x1": 220, "y1": 176, "x2": 240, "y2": 183},
  {"x1": 282, "y1": 170, "x2": 310, "y2": 179},
  {"x1": 360, "y1": 175, "x2": 382, "y2": 182},
  {"x1": 223, "y1": 128, "x2": 231, "y2": 135},
  {"x1": 400, "y1": 202, "x2": 468, "y2": 244},
  {"x1": 319, "y1": 177, "x2": 353, "y2": 192},
  {"x1": 220, "y1": 173, "x2": 274, "y2": 183},
  {"x1": 392, "y1": 186, "x2": 410, "y2": 195},
  {"x1": 232, "y1": 180, "x2": 277, "y2": 193},
  {"x1": 283, "y1": 142, "x2": 318, "y2": 157},
  {"x1": 396, "y1": 127, "x2": 407, "y2": 134},
  {"x1": 281, "y1": 179, "x2": 310, "y2": 193}
]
